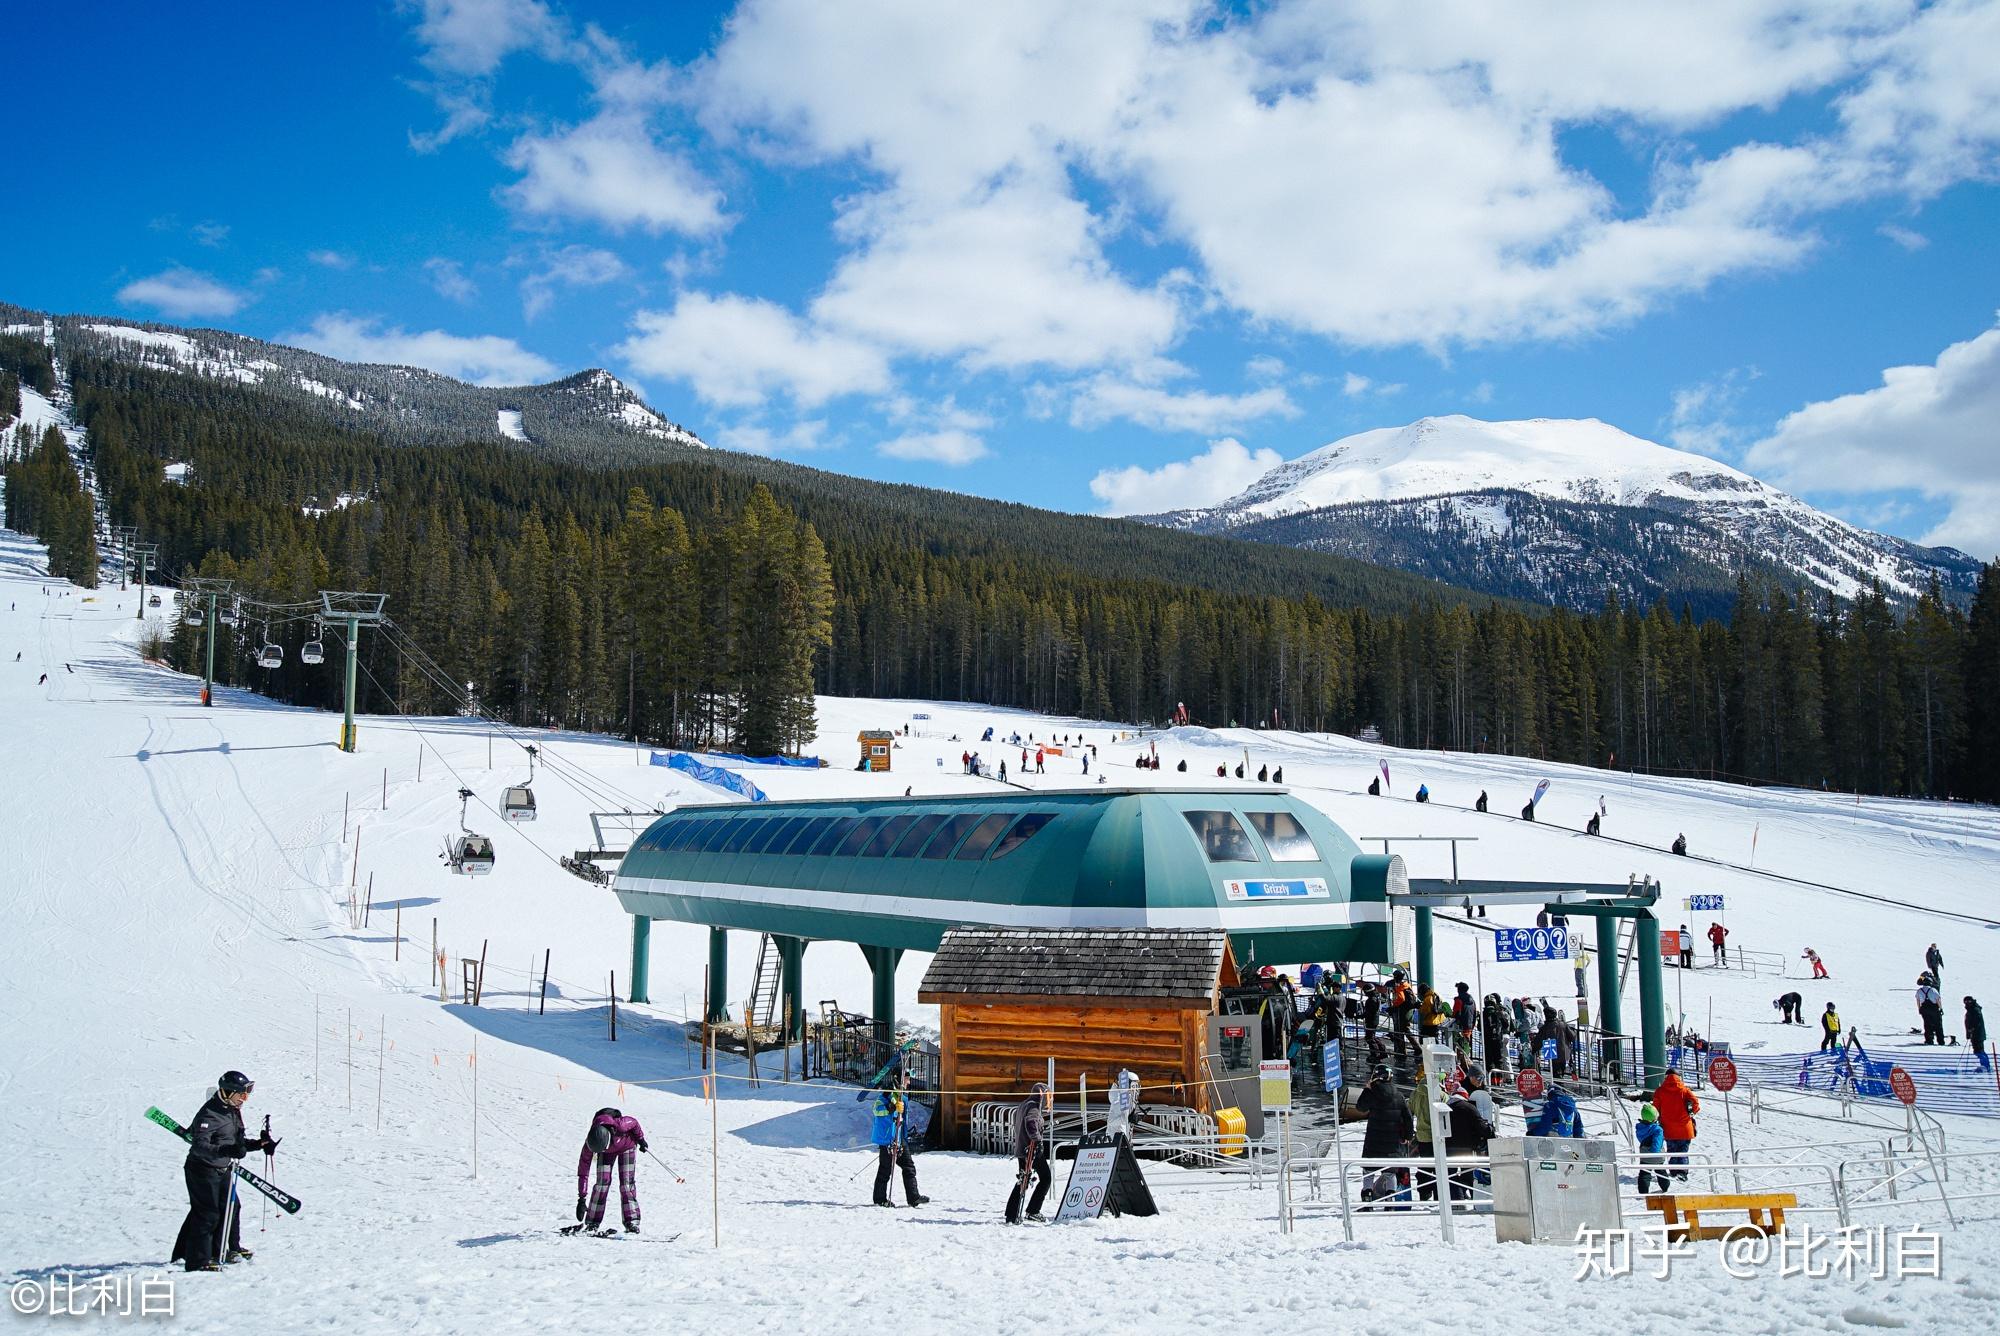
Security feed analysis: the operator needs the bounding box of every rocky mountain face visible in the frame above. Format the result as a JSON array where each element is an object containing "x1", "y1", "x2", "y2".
[{"x1": 1141, "y1": 415, "x2": 1980, "y2": 611}]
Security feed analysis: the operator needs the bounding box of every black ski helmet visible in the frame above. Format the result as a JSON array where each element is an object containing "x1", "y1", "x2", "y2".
[
  {"x1": 218, "y1": 1071, "x2": 253, "y2": 1095},
  {"x1": 588, "y1": 1124, "x2": 613, "y2": 1153}
]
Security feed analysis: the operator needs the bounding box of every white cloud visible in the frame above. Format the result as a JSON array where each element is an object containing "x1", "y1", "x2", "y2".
[
  {"x1": 504, "y1": 113, "x2": 727, "y2": 236},
  {"x1": 285, "y1": 313, "x2": 556, "y2": 386},
  {"x1": 1245, "y1": 355, "x2": 1286, "y2": 383},
  {"x1": 116, "y1": 268, "x2": 249, "y2": 319},
  {"x1": 1746, "y1": 321, "x2": 2000, "y2": 558},
  {"x1": 616, "y1": 291, "x2": 890, "y2": 408},
  {"x1": 518, "y1": 244, "x2": 628, "y2": 319},
  {"x1": 408, "y1": 0, "x2": 562, "y2": 77},
  {"x1": 308, "y1": 249, "x2": 354, "y2": 269},
  {"x1": 810, "y1": 178, "x2": 1180, "y2": 371},
  {"x1": 1069, "y1": 377, "x2": 1297, "y2": 434},
  {"x1": 1666, "y1": 367, "x2": 1757, "y2": 457},
  {"x1": 1878, "y1": 223, "x2": 1930, "y2": 250},
  {"x1": 877, "y1": 429, "x2": 988, "y2": 466},
  {"x1": 1089, "y1": 438, "x2": 1284, "y2": 516},
  {"x1": 1341, "y1": 372, "x2": 1405, "y2": 399},
  {"x1": 191, "y1": 222, "x2": 230, "y2": 248},
  {"x1": 425, "y1": 257, "x2": 479, "y2": 303},
  {"x1": 1467, "y1": 381, "x2": 1496, "y2": 405},
  {"x1": 718, "y1": 419, "x2": 834, "y2": 456}
]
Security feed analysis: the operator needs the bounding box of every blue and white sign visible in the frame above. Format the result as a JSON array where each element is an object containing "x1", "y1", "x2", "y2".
[
  {"x1": 1322, "y1": 1040, "x2": 1342, "y2": 1094},
  {"x1": 1222, "y1": 877, "x2": 1330, "y2": 901},
  {"x1": 1494, "y1": 926, "x2": 1571, "y2": 962},
  {"x1": 1688, "y1": 894, "x2": 1725, "y2": 912}
]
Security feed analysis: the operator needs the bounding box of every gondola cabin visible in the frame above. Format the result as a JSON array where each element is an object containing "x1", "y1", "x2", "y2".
[
  {"x1": 447, "y1": 833, "x2": 495, "y2": 875},
  {"x1": 857, "y1": 730, "x2": 893, "y2": 772},
  {"x1": 919, "y1": 927, "x2": 1240, "y2": 1147},
  {"x1": 501, "y1": 786, "x2": 537, "y2": 823}
]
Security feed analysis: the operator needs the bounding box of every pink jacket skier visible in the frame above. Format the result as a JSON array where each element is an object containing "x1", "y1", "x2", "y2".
[{"x1": 576, "y1": 1107, "x2": 648, "y2": 1233}]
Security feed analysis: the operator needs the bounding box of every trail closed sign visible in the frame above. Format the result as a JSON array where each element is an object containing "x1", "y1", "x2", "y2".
[
  {"x1": 1708, "y1": 1056, "x2": 1738, "y2": 1092},
  {"x1": 1890, "y1": 1067, "x2": 1918, "y2": 1106}
]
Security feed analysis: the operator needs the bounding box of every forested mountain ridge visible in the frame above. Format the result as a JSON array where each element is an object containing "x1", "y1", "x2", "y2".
[
  {"x1": 1143, "y1": 416, "x2": 1983, "y2": 613},
  {"x1": 3, "y1": 306, "x2": 1997, "y2": 805},
  {"x1": 0, "y1": 303, "x2": 707, "y2": 462}
]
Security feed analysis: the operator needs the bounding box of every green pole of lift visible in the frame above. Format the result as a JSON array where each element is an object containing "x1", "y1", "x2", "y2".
[
  {"x1": 1635, "y1": 913, "x2": 1667, "y2": 1084},
  {"x1": 629, "y1": 916, "x2": 651, "y2": 1004},
  {"x1": 1595, "y1": 914, "x2": 1625, "y2": 1080},
  {"x1": 340, "y1": 615, "x2": 359, "y2": 752},
  {"x1": 706, "y1": 927, "x2": 730, "y2": 1021},
  {"x1": 202, "y1": 593, "x2": 217, "y2": 707},
  {"x1": 1413, "y1": 905, "x2": 1435, "y2": 992}
]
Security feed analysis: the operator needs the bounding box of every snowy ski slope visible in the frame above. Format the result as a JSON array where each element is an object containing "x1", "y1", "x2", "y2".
[{"x1": 3, "y1": 525, "x2": 1998, "y2": 1332}]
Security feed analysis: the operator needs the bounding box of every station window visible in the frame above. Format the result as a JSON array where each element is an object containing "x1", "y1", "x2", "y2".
[
  {"x1": 744, "y1": 817, "x2": 797, "y2": 854},
  {"x1": 693, "y1": 819, "x2": 737, "y2": 853},
  {"x1": 783, "y1": 816, "x2": 831, "y2": 854},
  {"x1": 889, "y1": 813, "x2": 946, "y2": 857},
  {"x1": 681, "y1": 817, "x2": 725, "y2": 852},
  {"x1": 1246, "y1": 811, "x2": 1319, "y2": 862},
  {"x1": 988, "y1": 811, "x2": 1055, "y2": 859},
  {"x1": 808, "y1": 816, "x2": 858, "y2": 856},
  {"x1": 837, "y1": 816, "x2": 885, "y2": 856},
  {"x1": 920, "y1": 813, "x2": 982, "y2": 859},
  {"x1": 862, "y1": 814, "x2": 916, "y2": 856},
  {"x1": 721, "y1": 818, "x2": 769, "y2": 853},
  {"x1": 1183, "y1": 810, "x2": 1257, "y2": 863},
  {"x1": 662, "y1": 819, "x2": 702, "y2": 852},
  {"x1": 954, "y1": 813, "x2": 1016, "y2": 861}
]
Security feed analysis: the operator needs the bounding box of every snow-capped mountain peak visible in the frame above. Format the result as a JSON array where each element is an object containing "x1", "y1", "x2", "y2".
[{"x1": 1145, "y1": 415, "x2": 1979, "y2": 609}]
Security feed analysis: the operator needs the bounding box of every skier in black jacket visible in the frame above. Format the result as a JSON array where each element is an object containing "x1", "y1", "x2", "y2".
[{"x1": 171, "y1": 1071, "x2": 276, "y2": 1271}]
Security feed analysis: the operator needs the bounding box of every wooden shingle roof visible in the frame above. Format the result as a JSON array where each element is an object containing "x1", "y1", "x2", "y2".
[{"x1": 918, "y1": 927, "x2": 1229, "y2": 1006}]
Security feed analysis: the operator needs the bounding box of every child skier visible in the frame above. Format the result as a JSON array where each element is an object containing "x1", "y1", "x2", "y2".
[
  {"x1": 1804, "y1": 947, "x2": 1829, "y2": 979},
  {"x1": 576, "y1": 1107, "x2": 648, "y2": 1233},
  {"x1": 1633, "y1": 1104, "x2": 1668, "y2": 1195}
]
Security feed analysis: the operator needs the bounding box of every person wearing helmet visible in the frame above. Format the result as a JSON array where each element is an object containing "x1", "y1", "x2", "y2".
[
  {"x1": 576, "y1": 1107, "x2": 649, "y2": 1233},
  {"x1": 1005, "y1": 1083, "x2": 1054, "y2": 1224},
  {"x1": 871, "y1": 1067, "x2": 929, "y2": 1208},
  {"x1": 172, "y1": 1071, "x2": 276, "y2": 1272},
  {"x1": 1634, "y1": 1103, "x2": 1668, "y2": 1195}
]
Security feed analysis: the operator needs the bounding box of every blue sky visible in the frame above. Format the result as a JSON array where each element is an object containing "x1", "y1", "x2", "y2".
[{"x1": 5, "y1": 1, "x2": 1998, "y2": 556}]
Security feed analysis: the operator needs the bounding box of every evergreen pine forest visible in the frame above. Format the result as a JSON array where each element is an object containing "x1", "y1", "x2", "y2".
[{"x1": 3, "y1": 339, "x2": 1997, "y2": 803}]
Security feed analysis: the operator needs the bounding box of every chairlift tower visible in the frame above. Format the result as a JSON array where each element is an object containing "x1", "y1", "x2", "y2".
[
  {"x1": 110, "y1": 526, "x2": 137, "y2": 590},
  {"x1": 180, "y1": 576, "x2": 234, "y2": 706},
  {"x1": 320, "y1": 591, "x2": 388, "y2": 752},
  {"x1": 133, "y1": 543, "x2": 159, "y2": 619}
]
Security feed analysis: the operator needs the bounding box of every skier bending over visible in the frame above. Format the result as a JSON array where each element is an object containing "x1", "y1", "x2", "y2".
[
  {"x1": 1005, "y1": 1083, "x2": 1054, "y2": 1224},
  {"x1": 172, "y1": 1070, "x2": 276, "y2": 1272},
  {"x1": 576, "y1": 1107, "x2": 648, "y2": 1233}
]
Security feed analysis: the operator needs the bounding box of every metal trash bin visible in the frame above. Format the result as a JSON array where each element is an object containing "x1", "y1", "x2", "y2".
[{"x1": 1490, "y1": 1137, "x2": 1622, "y2": 1244}]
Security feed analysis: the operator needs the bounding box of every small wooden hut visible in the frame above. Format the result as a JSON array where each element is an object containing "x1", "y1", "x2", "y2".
[
  {"x1": 857, "y1": 729, "x2": 894, "y2": 772},
  {"x1": 918, "y1": 926, "x2": 1238, "y2": 1147}
]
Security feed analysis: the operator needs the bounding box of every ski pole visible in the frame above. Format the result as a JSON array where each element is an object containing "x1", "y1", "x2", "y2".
[
  {"x1": 645, "y1": 1149, "x2": 687, "y2": 1184},
  {"x1": 261, "y1": 1115, "x2": 271, "y2": 1232}
]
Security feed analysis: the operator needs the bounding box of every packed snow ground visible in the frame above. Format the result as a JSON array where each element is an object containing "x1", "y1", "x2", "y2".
[{"x1": 3, "y1": 524, "x2": 1999, "y2": 1333}]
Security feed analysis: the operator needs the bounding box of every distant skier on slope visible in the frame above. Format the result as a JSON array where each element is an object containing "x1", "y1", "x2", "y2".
[
  {"x1": 576, "y1": 1107, "x2": 648, "y2": 1234},
  {"x1": 1774, "y1": 991, "x2": 1803, "y2": 1024},
  {"x1": 1475, "y1": 790, "x2": 1487, "y2": 813},
  {"x1": 1804, "y1": 947, "x2": 1829, "y2": 979},
  {"x1": 1820, "y1": 1003, "x2": 1842, "y2": 1051},
  {"x1": 172, "y1": 1070, "x2": 275, "y2": 1272}
]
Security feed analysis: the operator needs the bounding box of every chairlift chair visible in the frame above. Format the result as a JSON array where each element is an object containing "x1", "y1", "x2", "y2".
[
  {"x1": 444, "y1": 786, "x2": 495, "y2": 875},
  {"x1": 502, "y1": 744, "x2": 538, "y2": 822}
]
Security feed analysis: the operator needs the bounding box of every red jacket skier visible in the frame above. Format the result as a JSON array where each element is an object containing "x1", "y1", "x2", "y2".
[{"x1": 576, "y1": 1107, "x2": 648, "y2": 1233}]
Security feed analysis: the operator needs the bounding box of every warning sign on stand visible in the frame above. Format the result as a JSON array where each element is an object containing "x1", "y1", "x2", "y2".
[{"x1": 1260, "y1": 1059, "x2": 1292, "y2": 1111}]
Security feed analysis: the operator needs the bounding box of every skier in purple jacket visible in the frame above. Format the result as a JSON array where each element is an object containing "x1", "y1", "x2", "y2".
[{"x1": 576, "y1": 1107, "x2": 648, "y2": 1233}]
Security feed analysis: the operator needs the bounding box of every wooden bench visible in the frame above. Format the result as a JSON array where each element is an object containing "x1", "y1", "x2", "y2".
[{"x1": 1644, "y1": 1192, "x2": 1797, "y2": 1241}]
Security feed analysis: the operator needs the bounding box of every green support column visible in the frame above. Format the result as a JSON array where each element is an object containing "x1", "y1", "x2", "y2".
[
  {"x1": 863, "y1": 944, "x2": 902, "y2": 1059},
  {"x1": 1595, "y1": 914, "x2": 1625, "y2": 1080},
  {"x1": 1635, "y1": 914, "x2": 1667, "y2": 1083},
  {"x1": 777, "y1": 936, "x2": 806, "y2": 1042},
  {"x1": 202, "y1": 594, "x2": 217, "y2": 707},
  {"x1": 706, "y1": 927, "x2": 730, "y2": 1021},
  {"x1": 339, "y1": 615, "x2": 360, "y2": 752},
  {"x1": 629, "y1": 916, "x2": 651, "y2": 1004},
  {"x1": 1413, "y1": 905, "x2": 1435, "y2": 992}
]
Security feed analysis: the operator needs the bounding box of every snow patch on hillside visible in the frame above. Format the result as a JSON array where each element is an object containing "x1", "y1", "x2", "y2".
[{"x1": 497, "y1": 408, "x2": 529, "y2": 442}]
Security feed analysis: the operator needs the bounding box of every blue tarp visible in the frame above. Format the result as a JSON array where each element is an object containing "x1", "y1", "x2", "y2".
[
  {"x1": 650, "y1": 751, "x2": 768, "y2": 802},
  {"x1": 701, "y1": 750, "x2": 822, "y2": 769}
]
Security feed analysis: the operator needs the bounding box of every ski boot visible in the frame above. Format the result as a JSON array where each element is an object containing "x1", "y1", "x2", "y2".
[
  {"x1": 623, "y1": 1224, "x2": 640, "y2": 1234},
  {"x1": 226, "y1": 1246, "x2": 255, "y2": 1263}
]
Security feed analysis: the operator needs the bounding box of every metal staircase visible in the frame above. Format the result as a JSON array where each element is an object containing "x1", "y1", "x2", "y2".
[{"x1": 748, "y1": 933, "x2": 783, "y2": 1028}]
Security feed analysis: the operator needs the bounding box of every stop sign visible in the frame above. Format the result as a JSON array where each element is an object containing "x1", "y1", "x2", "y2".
[
  {"x1": 1889, "y1": 1066, "x2": 1917, "y2": 1106},
  {"x1": 1708, "y1": 1056, "x2": 1738, "y2": 1092},
  {"x1": 1516, "y1": 1068, "x2": 1546, "y2": 1100}
]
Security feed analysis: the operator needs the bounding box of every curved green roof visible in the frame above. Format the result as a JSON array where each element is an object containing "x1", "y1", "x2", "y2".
[{"x1": 612, "y1": 788, "x2": 1394, "y2": 963}]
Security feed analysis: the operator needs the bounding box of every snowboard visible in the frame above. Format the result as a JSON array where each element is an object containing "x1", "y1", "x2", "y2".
[
  {"x1": 559, "y1": 1225, "x2": 679, "y2": 1241},
  {"x1": 144, "y1": 1106, "x2": 302, "y2": 1215}
]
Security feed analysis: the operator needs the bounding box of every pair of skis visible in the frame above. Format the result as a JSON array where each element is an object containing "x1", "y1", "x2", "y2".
[{"x1": 143, "y1": 1106, "x2": 301, "y2": 1215}]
